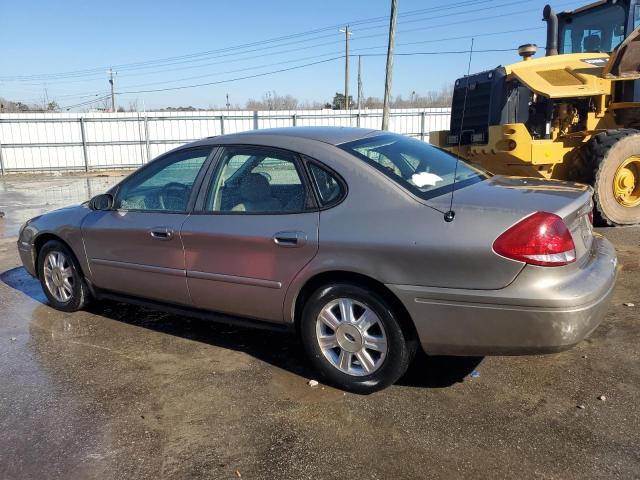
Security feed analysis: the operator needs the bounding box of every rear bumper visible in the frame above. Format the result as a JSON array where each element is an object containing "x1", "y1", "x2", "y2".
[{"x1": 387, "y1": 235, "x2": 618, "y2": 355}]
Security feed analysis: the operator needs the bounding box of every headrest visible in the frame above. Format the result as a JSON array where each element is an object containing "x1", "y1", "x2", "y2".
[{"x1": 240, "y1": 173, "x2": 270, "y2": 201}]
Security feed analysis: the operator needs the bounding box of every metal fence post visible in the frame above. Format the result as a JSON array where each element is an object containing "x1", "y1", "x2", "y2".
[
  {"x1": 356, "y1": 112, "x2": 361, "y2": 128},
  {"x1": 220, "y1": 115, "x2": 225, "y2": 135},
  {"x1": 253, "y1": 110, "x2": 259, "y2": 130},
  {"x1": 292, "y1": 113, "x2": 297, "y2": 127},
  {"x1": 0, "y1": 139, "x2": 5, "y2": 176},
  {"x1": 144, "y1": 115, "x2": 151, "y2": 162},
  {"x1": 420, "y1": 111, "x2": 426, "y2": 141},
  {"x1": 79, "y1": 117, "x2": 89, "y2": 172}
]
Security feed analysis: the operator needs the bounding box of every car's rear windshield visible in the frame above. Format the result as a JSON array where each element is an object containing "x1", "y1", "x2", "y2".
[{"x1": 339, "y1": 134, "x2": 490, "y2": 200}]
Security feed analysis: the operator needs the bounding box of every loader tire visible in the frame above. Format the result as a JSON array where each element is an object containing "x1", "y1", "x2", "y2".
[{"x1": 582, "y1": 129, "x2": 640, "y2": 226}]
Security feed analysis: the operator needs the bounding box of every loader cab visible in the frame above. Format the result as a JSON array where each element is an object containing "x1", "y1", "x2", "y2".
[{"x1": 556, "y1": 0, "x2": 637, "y2": 54}]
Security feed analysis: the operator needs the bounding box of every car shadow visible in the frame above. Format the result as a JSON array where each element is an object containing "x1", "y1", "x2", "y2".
[{"x1": 1, "y1": 266, "x2": 483, "y2": 390}]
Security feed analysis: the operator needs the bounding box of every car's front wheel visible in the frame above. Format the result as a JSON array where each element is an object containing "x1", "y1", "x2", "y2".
[
  {"x1": 300, "y1": 283, "x2": 415, "y2": 394},
  {"x1": 37, "y1": 240, "x2": 90, "y2": 312}
]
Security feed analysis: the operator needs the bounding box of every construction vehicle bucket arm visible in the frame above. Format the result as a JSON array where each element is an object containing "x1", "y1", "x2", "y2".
[{"x1": 604, "y1": 26, "x2": 640, "y2": 80}]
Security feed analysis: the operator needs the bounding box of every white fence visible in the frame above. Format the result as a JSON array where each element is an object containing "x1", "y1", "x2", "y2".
[{"x1": 0, "y1": 108, "x2": 451, "y2": 173}]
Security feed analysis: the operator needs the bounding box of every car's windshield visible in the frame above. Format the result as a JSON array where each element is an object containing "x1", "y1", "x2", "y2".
[
  {"x1": 559, "y1": 4, "x2": 626, "y2": 54},
  {"x1": 339, "y1": 134, "x2": 490, "y2": 200}
]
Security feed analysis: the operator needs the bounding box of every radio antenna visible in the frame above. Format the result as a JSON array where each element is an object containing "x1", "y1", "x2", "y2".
[{"x1": 445, "y1": 37, "x2": 474, "y2": 223}]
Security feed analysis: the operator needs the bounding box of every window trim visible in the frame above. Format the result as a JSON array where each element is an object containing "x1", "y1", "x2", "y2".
[
  {"x1": 192, "y1": 144, "x2": 319, "y2": 216},
  {"x1": 110, "y1": 146, "x2": 217, "y2": 214}
]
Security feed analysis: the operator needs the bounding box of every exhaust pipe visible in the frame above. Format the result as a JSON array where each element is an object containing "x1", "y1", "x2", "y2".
[{"x1": 543, "y1": 4, "x2": 558, "y2": 56}]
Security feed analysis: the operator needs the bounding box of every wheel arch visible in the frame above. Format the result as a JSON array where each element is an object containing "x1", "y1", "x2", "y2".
[
  {"x1": 292, "y1": 270, "x2": 418, "y2": 342},
  {"x1": 33, "y1": 233, "x2": 85, "y2": 279}
]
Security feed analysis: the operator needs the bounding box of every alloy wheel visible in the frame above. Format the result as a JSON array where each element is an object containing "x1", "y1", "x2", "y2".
[
  {"x1": 43, "y1": 251, "x2": 74, "y2": 303},
  {"x1": 315, "y1": 297, "x2": 388, "y2": 376}
]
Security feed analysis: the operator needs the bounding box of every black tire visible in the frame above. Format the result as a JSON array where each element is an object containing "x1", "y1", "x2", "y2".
[
  {"x1": 581, "y1": 129, "x2": 640, "y2": 226},
  {"x1": 37, "y1": 240, "x2": 90, "y2": 312},
  {"x1": 300, "y1": 283, "x2": 415, "y2": 394}
]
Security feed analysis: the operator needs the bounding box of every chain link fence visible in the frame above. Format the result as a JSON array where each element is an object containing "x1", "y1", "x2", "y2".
[{"x1": 0, "y1": 108, "x2": 450, "y2": 174}]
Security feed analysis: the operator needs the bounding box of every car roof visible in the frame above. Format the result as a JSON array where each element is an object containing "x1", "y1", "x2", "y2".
[{"x1": 199, "y1": 126, "x2": 381, "y2": 146}]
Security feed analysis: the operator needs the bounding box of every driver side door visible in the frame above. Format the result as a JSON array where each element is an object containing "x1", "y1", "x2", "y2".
[{"x1": 81, "y1": 146, "x2": 213, "y2": 305}]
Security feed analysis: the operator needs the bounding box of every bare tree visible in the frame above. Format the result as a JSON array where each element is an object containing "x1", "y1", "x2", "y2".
[
  {"x1": 246, "y1": 91, "x2": 299, "y2": 110},
  {"x1": 354, "y1": 85, "x2": 453, "y2": 109},
  {"x1": 0, "y1": 97, "x2": 48, "y2": 112}
]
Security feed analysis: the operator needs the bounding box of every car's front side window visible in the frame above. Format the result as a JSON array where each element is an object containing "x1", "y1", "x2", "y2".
[
  {"x1": 115, "y1": 147, "x2": 211, "y2": 212},
  {"x1": 205, "y1": 147, "x2": 309, "y2": 213},
  {"x1": 339, "y1": 134, "x2": 490, "y2": 200}
]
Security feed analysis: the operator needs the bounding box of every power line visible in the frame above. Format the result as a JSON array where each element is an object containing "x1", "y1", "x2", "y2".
[
  {"x1": 6, "y1": 23, "x2": 548, "y2": 103},
  {"x1": 2, "y1": 0, "x2": 582, "y2": 88},
  {"x1": 360, "y1": 48, "x2": 518, "y2": 57},
  {"x1": 5, "y1": 0, "x2": 587, "y2": 105},
  {"x1": 10, "y1": 0, "x2": 573, "y2": 84},
  {"x1": 61, "y1": 94, "x2": 111, "y2": 111},
  {"x1": 46, "y1": 25, "x2": 544, "y2": 92},
  {"x1": 16, "y1": 0, "x2": 575, "y2": 88},
  {"x1": 116, "y1": 56, "x2": 345, "y2": 94},
  {"x1": 114, "y1": 35, "x2": 524, "y2": 92},
  {"x1": 115, "y1": 48, "x2": 517, "y2": 96},
  {"x1": 0, "y1": 0, "x2": 495, "y2": 81},
  {"x1": 6, "y1": 14, "x2": 550, "y2": 90}
]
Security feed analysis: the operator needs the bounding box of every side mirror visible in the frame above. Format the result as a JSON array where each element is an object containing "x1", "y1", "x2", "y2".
[{"x1": 89, "y1": 193, "x2": 114, "y2": 211}]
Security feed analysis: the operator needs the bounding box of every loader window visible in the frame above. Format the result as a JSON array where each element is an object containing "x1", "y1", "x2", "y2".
[{"x1": 559, "y1": 4, "x2": 626, "y2": 54}]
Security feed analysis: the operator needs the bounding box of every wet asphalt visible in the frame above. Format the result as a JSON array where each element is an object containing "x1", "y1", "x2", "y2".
[{"x1": 0, "y1": 173, "x2": 638, "y2": 480}]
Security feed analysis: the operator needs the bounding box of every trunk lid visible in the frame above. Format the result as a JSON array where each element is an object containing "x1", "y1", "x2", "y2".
[{"x1": 429, "y1": 175, "x2": 594, "y2": 261}]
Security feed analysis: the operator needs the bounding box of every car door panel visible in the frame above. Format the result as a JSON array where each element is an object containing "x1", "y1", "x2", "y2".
[
  {"x1": 81, "y1": 211, "x2": 191, "y2": 305},
  {"x1": 181, "y1": 213, "x2": 319, "y2": 321},
  {"x1": 81, "y1": 146, "x2": 213, "y2": 305},
  {"x1": 181, "y1": 145, "x2": 319, "y2": 322}
]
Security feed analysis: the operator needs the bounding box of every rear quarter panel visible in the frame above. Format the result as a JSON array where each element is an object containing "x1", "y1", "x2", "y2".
[{"x1": 275, "y1": 141, "x2": 528, "y2": 322}]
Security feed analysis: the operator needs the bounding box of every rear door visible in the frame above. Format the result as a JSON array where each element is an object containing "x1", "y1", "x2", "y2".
[
  {"x1": 81, "y1": 146, "x2": 213, "y2": 305},
  {"x1": 180, "y1": 145, "x2": 319, "y2": 322}
]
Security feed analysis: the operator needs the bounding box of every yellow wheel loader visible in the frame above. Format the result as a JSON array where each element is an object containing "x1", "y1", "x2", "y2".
[{"x1": 430, "y1": 0, "x2": 640, "y2": 225}]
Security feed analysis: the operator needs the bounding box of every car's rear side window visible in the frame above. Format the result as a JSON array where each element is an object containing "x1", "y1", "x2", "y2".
[
  {"x1": 204, "y1": 146, "x2": 310, "y2": 213},
  {"x1": 339, "y1": 134, "x2": 490, "y2": 200},
  {"x1": 307, "y1": 162, "x2": 344, "y2": 206}
]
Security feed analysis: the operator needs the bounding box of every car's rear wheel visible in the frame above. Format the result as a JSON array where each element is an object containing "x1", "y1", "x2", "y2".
[
  {"x1": 300, "y1": 283, "x2": 414, "y2": 393},
  {"x1": 37, "y1": 240, "x2": 89, "y2": 312}
]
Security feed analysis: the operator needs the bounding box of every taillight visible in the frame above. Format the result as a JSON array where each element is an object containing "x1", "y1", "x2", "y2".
[
  {"x1": 588, "y1": 210, "x2": 594, "y2": 224},
  {"x1": 493, "y1": 212, "x2": 576, "y2": 266}
]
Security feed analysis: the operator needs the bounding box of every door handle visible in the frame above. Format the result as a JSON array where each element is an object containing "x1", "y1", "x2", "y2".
[
  {"x1": 273, "y1": 231, "x2": 307, "y2": 248},
  {"x1": 149, "y1": 227, "x2": 174, "y2": 240}
]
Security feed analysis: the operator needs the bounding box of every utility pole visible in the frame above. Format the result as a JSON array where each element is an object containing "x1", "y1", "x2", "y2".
[
  {"x1": 382, "y1": 0, "x2": 398, "y2": 130},
  {"x1": 357, "y1": 55, "x2": 363, "y2": 110},
  {"x1": 226, "y1": 93, "x2": 230, "y2": 112},
  {"x1": 108, "y1": 68, "x2": 116, "y2": 113},
  {"x1": 42, "y1": 87, "x2": 49, "y2": 110},
  {"x1": 340, "y1": 25, "x2": 352, "y2": 110}
]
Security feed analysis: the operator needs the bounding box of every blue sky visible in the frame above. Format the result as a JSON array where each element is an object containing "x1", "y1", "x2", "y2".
[{"x1": 0, "y1": 0, "x2": 586, "y2": 110}]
